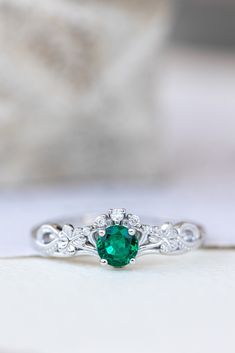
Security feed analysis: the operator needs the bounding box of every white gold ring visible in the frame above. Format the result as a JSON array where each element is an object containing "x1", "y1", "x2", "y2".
[{"x1": 32, "y1": 208, "x2": 205, "y2": 268}]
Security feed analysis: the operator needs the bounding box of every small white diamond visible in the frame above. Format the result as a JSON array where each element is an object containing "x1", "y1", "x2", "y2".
[
  {"x1": 73, "y1": 227, "x2": 82, "y2": 237},
  {"x1": 62, "y1": 224, "x2": 74, "y2": 239},
  {"x1": 180, "y1": 223, "x2": 200, "y2": 245},
  {"x1": 67, "y1": 243, "x2": 76, "y2": 254},
  {"x1": 94, "y1": 215, "x2": 107, "y2": 228},
  {"x1": 161, "y1": 223, "x2": 172, "y2": 232},
  {"x1": 128, "y1": 214, "x2": 140, "y2": 227},
  {"x1": 57, "y1": 235, "x2": 69, "y2": 250},
  {"x1": 82, "y1": 227, "x2": 91, "y2": 237},
  {"x1": 72, "y1": 237, "x2": 86, "y2": 248},
  {"x1": 168, "y1": 239, "x2": 179, "y2": 252},
  {"x1": 72, "y1": 227, "x2": 87, "y2": 247},
  {"x1": 110, "y1": 208, "x2": 125, "y2": 223},
  {"x1": 160, "y1": 243, "x2": 169, "y2": 253}
]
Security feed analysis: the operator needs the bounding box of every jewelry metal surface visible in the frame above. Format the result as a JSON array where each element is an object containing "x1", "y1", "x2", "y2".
[{"x1": 32, "y1": 208, "x2": 205, "y2": 267}]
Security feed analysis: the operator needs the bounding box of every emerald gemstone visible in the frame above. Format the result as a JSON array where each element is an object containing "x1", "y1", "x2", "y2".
[{"x1": 97, "y1": 225, "x2": 139, "y2": 268}]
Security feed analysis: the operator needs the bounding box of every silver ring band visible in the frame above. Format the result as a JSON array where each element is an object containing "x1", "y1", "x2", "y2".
[{"x1": 32, "y1": 208, "x2": 205, "y2": 268}]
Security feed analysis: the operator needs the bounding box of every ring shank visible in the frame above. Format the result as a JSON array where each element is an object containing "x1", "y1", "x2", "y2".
[{"x1": 32, "y1": 212, "x2": 205, "y2": 259}]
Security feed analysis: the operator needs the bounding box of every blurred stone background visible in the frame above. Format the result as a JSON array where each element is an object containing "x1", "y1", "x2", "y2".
[
  {"x1": 0, "y1": 0, "x2": 166, "y2": 186},
  {"x1": 0, "y1": 0, "x2": 235, "y2": 187}
]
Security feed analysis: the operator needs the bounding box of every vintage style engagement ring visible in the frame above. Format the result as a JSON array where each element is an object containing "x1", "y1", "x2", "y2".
[{"x1": 32, "y1": 208, "x2": 205, "y2": 268}]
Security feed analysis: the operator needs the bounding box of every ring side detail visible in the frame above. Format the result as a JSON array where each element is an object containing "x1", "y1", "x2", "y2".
[{"x1": 32, "y1": 208, "x2": 205, "y2": 268}]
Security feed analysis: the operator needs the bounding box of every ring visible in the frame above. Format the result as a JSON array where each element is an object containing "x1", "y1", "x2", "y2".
[{"x1": 32, "y1": 208, "x2": 205, "y2": 268}]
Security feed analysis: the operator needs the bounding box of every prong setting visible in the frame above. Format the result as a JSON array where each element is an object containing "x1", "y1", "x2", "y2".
[
  {"x1": 98, "y1": 229, "x2": 106, "y2": 237},
  {"x1": 100, "y1": 259, "x2": 108, "y2": 266},
  {"x1": 128, "y1": 228, "x2": 136, "y2": 236},
  {"x1": 129, "y1": 258, "x2": 136, "y2": 265}
]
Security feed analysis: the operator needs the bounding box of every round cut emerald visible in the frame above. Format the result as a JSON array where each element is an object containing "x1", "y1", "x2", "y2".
[{"x1": 97, "y1": 225, "x2": 139, "y2": 267}]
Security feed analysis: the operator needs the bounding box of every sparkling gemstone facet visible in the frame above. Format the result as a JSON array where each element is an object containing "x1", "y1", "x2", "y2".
[
  {"x1": 109, "y1": 208, "x2": 125, "y2": 223},
  {"x1": 97, "y1": 225, "x2": 139, "y2": 267}
]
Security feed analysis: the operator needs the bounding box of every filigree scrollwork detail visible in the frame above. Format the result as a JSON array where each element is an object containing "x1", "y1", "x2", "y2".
[
  {"x1": 138, "y1": 222, "x2": 203, "y2": 256},
  {"x1": 34, "y1": 223, "x2": 98, "y2": 257},
  {"x1": 32, "y1": 209, "x2": 204, "y2": 259}
]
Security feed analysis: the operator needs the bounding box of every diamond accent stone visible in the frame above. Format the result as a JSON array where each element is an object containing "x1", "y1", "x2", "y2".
[
  {"x1": 94, "y1": 215, "x2": 108, "y2": 228},
  {"x1": 61, "y1": 224, "x2": 73, "y2": 238},
  {"x1": 67, "y1": 243, "x2": 76, "y2": 254},
  {"x1": 72, "y1": 227, "x2": 87, "y2": 247},
  {"x1": 109, "y1": 208, "x2": 125, "y2": 223},
  {"x1": 128, "y1": 214, "x2": 140, "y2": 227},
  {"x1": 180, "y1": 223, "x2": 200, "y2": 247},
  {"x1": 160, "y1": 243, "x2": 169, "y2": 253},
  {"x1": 57, "y1": 235, "x2": 69, "y2": 250},
  {"x1": 82, "y1": 226, "x2": 91, "y2": 237}
]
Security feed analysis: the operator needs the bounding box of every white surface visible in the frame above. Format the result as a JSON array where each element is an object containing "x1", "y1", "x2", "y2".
[{"x1": 0, "y1": 250, "x2": 234, "y2": 353}]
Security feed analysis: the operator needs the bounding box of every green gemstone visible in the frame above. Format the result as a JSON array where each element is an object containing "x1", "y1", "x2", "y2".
[{"x1": 97, "y1": 225, "x2": 139, "y2": 268}]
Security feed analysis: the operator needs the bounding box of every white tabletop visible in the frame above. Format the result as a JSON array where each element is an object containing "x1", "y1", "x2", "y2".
[{"x1": 0, "y1": 249, "x2": 234, "y2": 353}]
